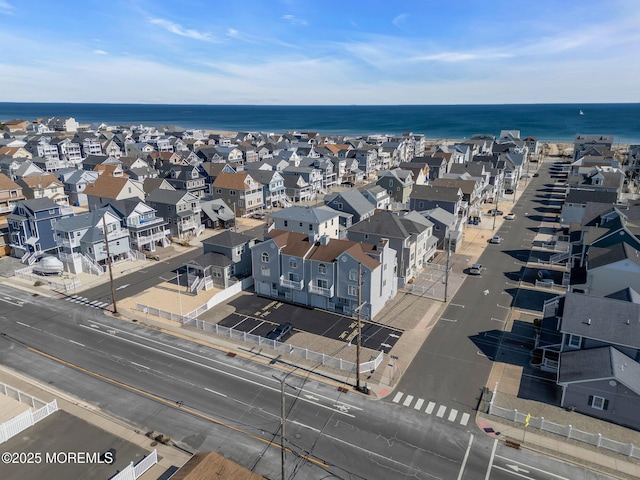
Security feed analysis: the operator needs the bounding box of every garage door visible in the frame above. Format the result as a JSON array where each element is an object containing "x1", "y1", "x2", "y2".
[
  {"x1": 311, "y1": 294, "x2": 326, "y2": 309},
  {"x1": 256, "y1": 282, "x2": 271, "y2": 296}
]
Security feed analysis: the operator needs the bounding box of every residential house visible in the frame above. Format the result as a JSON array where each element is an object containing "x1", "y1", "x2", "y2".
[
  {"x1": 45, "y1": 116, "x2": 79, "y2": 133},
  {"x1": 282, "y1": 173, "x2": 313, "y2": 203},
  {"x1": 559, "y1": 192, "x2": 617, "y2": 228},
  {"x1": 110, "y1": 199, "x2": 170, "y2": 253},
  {"x1": 324, "y1": 189, "x2": 375, "y2": 225},
  {"x1": 51, "y1": 137, "x2": 82, "y2": 165},
  {"x1": 146, "y1": 189, "x2": 203, "y2": 240},
  {"x1": 198, "y1": 162, "x2": 236, "y2": 194},
  {"x1": 431, "y1": 177, "x2": 483, "y2": 219},
  {"x1": 212, "y1": 172, "x2": 264, "y2": 217},
  {"x1": 7, "y1": 198, "x2": 74, "y2": 260},
  {"x1": 412, "y1": 156, "x2": 448, "y2": 180},
  {"x1": 347, "y1": 210, "x2": 438, "y2": 285},
  {"x1": 186, "y1": 231, "x2": 258, "y2": 290},
  {"x1": 0, "y1": 173, "x2": 26, "y2": 215},
  {"x1": 419, "y1": 207, "x2": 461, "y2": 251},
  {"x1": 376, "y1": 169, "x2": 414, "y2": 204},
  {"x1": 398, "y1": 162, "x2": 429, "y2": 185},
  {"x1": 362, "y1": 185, "x2": 391, "y2": 210},
  {"x1": 409, "y1": 184, "x2": 465, "y2": 219},
  {"x1": 281, "y1": 165, "x2": 324, "y2": 195},
  {"x1": 251, "y1": 229, "x2": 397, "y2": 320},
  {"x1": 142, "y1": 177, "x2": 175, "y2": 197},
  {"x1": 17, "y1": 174, "x2": 69, "y2": 206},
  {"x1": 85, "y1": 175, "x2": 145, "y2": 208},
  {"x1": 199, "y1": 197, "x2": 236, "y2": 230},
  {"x1": 162, "y1": 165, "x2": 208, "y2": 198},
  {"x1": 0, "y1": 146, "x2": 32, "y2": 159},
  {"x1": 243, "y1": 169, "x2": 288, "y2": 209},
  {"x1": 267, "y1": 206, "x2": 343, "y2": 239},
  {"x1": 574, "y1": 135, "x2": 614, "y2": 160},
  {"x1": 53, "y1": 207, "x2": 131, "y2": 275},
  {"x1": 536, "y1": 291, "x2": 640, "y2": 430}
]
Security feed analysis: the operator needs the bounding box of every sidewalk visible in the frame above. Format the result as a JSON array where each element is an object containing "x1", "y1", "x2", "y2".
[{"x1": 0, "y1": 366, "x2": 191, "y2": 480}]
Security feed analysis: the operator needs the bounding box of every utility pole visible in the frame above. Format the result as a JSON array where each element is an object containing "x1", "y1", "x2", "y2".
[
  {"x1": 444, "y1": 237, "x2": 451, "y2": 303},
  {"x1": 176, "y1": 270, "x2": 183, "y2": 320},
  {"x1": 280, "y1": 378, "x2": 285, "y2": 480},
  {"x1": 102, "y1": 214, "x2": 118, "y2": 315},
  {"x1": 492, "y1": 185, "x2": 500, "y2": 230},
  {"x1": 356, "y1": 262, "x2": 362, "y2": 392}
]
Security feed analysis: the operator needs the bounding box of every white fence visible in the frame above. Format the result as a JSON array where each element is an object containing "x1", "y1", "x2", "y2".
[
  {"x1": 0, "y1": 382, "x2": 58, "y2": 444},
  {"x1": 135, "y1": 304, "x2": 385, "y2": 374},
  {"x1": 488, "y1": 402, "x2": 640, "y2": 460},
  {"x1": 14, "y1": 266, "x2": 80, "y2": 292},
  {"x1": 110, "y1": 449, "x2": 158, "y2": 480}
]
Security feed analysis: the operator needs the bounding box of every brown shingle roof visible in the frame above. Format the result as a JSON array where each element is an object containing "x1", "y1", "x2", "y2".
[
  {"x1": 213, "y1": 172, "x2": 261, "y2": 190},
  {"x1": 0, "y1": 172, "x2": 22, "y2": 191},
  {"x1": 84, "y1": 175, "x2": 129, "y2": 199},
  {"x1": 19, "y1": 174, "x2": 62, "y2": 189}
]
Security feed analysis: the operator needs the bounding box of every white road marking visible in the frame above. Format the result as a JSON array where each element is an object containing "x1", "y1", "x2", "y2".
[
  {"x1": 485, "y1": 439, "x2": 498, "y2": 480},
  {"x1": 115, "y1": 284, "x2": 130, "y2": 290},
  {"x1": 441, "y1": 317, "x2": 457, "y2": 322},
  {"x1": 460, "y1": 412, "x2": 470, "y2": 426},
  {"x1": 414, "y1": 398, "x2": 424, "y2": 410},
  {"x1": 204, "y1": 387, "x2": 227, "y2": 397},
  {"x1": 402, "y1": 395, "x2": 414, "y2": 407},
  {"x1": 247, "y1": 321, "x2": 265, "y2": 334},
  {"x1": 79, "y1": 321, "x2": 361, "y2": 417},
  {"x1": 1, "y1": 297, "x2": 25, "y2": 306},
  {"x1": 456, "y1": 434, "x2": 474, "y2": 480},
  {"x1": 392, "y1": 392, "x2": 404, "y2": 403},
  {"x1": 491, "y1": 317, "x2": 506, "y2": 322},
  {"x1": 426, "y1": 401, "x2": 436, "y2": 414},
  {"x1": 449, "y1": 303, "x2": 465, "y2": 308},
  {"x1": 447, "y1": 409, "x2": 458, "y2": 422},
  {"x1": 131, "y1": 361, "x2": 150, "y2": 369},
  {"x1": 436, "y1": 405, "x2": 446, "y2": 418},
  {"x1": 68, "y1": 339, "x2": 85, "y2": 347}
]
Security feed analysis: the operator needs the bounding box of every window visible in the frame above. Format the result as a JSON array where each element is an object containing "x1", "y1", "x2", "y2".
[
  {"x1": 299, "y1": 222, "x2": 303, "y2": 227},
  {"x1": 288, "y1": 272, "x2": 299, "y2": 282},
  {"x1": 261, "y1": 266, "x2": 270, "y2": 276},
  {"x1": 309, "y1": 223, "x2": 313, "y2": 231},
  {"x1": 318, "y1": 263, "x2": 326, "y2": 274},
  {"x1": 284, "y1": 220, "x2": 288, "y2": 227},
  {"x1": 589, "y1": 395, "x2": 608, "y2": 411},
  {"x1": 348, "y1": 285, "x2": 358, "y2": 296},
  {"x1": 289, "y1": 258, "x2": 297, "y2": 268},
  {"x1": 349, "y1": 269, "x2": 358, "y2": 281},
  {"x1": 230, "y1": 190, "x2": 236, "y2": 196},
  {"x1": 317, "y1": 278, "x2": 328, "y2": 289},
  {"x1": 215, "y1": 188, "x2": 222, "y2": 194},
  {"x1": 568, "y1": 335, "x2": 582, "y2": 348}
]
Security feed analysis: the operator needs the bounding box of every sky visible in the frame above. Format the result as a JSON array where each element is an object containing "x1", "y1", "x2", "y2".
[{"x1": 0, "y1": 0, "x2": 639, "y2": 105}]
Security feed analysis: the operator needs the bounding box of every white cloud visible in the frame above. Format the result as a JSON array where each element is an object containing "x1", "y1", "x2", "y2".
[
  {"x1": 149, "y1": 18, "x2": 215, "y2": 42},
  {"x1": 0, "y1": 1, "x2": 14, "y2": 15},
  {"x1": 392, "y1": 13, "x2": 408, "y2": 28},
  {"x1": 282, "y1": 14, "x2": 307, "y2": 26},
  {"x1": 411, "y1": 51, "x2": 513, "y2": 63},
  {"x1": 92, "y1": 49, "x2": 108, "y2": 55}
]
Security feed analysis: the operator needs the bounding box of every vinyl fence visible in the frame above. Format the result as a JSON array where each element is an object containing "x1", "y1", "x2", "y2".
[
  {"x1": 14, "y1": 266, "x2": 80, "y2": 292},
  {"x1": 0, "y1": 382, "x2": 58, "y2": 444},
  {"x1": 110, "y1": 449, "x2": 158, "y2": 480},
  {"x1": 489, "y1": 402, "x2": 640, "y2": 460},
  {"x1": 135, "y1": 305, "x2": 385, "y2": 374}
]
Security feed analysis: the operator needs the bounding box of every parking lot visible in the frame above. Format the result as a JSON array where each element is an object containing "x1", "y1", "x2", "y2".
[{"x1": 218, "y1": 295, "x2": 403, "y2": 353}]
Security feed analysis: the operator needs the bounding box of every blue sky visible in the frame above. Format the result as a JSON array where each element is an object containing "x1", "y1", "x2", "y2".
[{"x1": 1, "y1": 0, "x2": 639, "y2": 105}]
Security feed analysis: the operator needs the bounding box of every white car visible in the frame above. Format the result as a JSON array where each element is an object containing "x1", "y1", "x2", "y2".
[
  {"x1": 469, "y1": 264, "x2": 484, "y2": 275},
  {"x1": 504, "y1": 213, "x2": 516, "y2": 220},
  {"x1": 490, "y1": 235, "x2": 503, "y2": 244}
]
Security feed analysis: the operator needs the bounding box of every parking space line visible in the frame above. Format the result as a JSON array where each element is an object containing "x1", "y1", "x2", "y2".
[
  {"x1": 247, "y1": 321, "x2": 265, "y2": 334},
  {"x1": 392, "y1": 392, "x2": 404, "y2": 403},
  {"x1": 402, "y1": 395, "x2": 414, "y2": 407},
  {"x1": 426, "y1": 401, "x2": 436, "y2": 414},
  {"x1": 231, "y1": 317, "x2": 250, "y2": 329}
]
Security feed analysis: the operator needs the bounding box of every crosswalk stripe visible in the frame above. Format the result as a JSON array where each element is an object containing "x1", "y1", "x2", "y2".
[
  {"x1": 414, "y1": 399, "x2": 424, "y2": 410},
  {"x1": 97, "y1": 302, "x2": 109, "y2": 308},
  {"x1": 402, "y1": 395, "x2": 414, "y2": 407},
  {"x1": 392, "y1": 392, "x2": 404, "y2": 403},
  {"x1": 460, "y1": 413, "x2": 470, "y2": 426},
  {"x1": 426, "y1": 401, "x2": 436, "y2": 414},
  {"x1": 436, "y1": 405, "x2": 446, "y2": 418},
  {"x1": 89, "y1": 300, "x2": 100, "y2": 305},
  {"x1": 447, "y1": 409, "x2": 458, "y2": 422}
]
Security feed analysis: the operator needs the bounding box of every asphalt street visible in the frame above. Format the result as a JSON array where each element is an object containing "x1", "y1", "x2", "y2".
[
  {"x1": 392, "y1": 161, "x2": 565, "y2": 421},
  {"x1": 0, "y1": 283, "x2": 612, "y2": 480}
]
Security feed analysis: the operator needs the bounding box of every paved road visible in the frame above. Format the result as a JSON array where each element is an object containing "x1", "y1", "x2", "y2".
[
  {"x1": 390, "y1": 161, "x2": 565, "y2": 422},
  {"x1": 0, "y1": 284, "x2": 612, "y2": 480}
]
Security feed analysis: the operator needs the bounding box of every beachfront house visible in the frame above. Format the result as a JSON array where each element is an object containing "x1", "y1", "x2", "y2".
[{"x1": 146, "y1": 188, "x2": 204, "y2": 240}]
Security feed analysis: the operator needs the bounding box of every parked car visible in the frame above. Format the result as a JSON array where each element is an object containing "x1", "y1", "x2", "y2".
[
  {"x1": 469, "y1": 263, "x2": 484, "y2": 275},
  {"x1": 266, "y1": 322, "x2": 294, "y2": 341},
  {"x1": 533, "y1": 173, "x2": 539, "y2": 177},
  {"x1": 537, "y1": 269, "x2": 554, "y2": 285},
  {"x1": 504, "y1": 189, "x2": 514, "y2": 194},
  {"x1": 490, "y1": 235, "x2": 503, "y2": 244},
  {"x1": 487, "y1": 209, "x2": 504, "y2": 216},
  {"x1": 251, "y1": 212, "x2": 266, "y2": 220},
  {"x1": 504, "y1": 213, "x2": 516, "y2": 220}
]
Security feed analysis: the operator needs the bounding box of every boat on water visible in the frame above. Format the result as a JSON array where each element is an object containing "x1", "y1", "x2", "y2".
[{"x1": 579, "y1": 110, "x2": 585, "y2": 115}]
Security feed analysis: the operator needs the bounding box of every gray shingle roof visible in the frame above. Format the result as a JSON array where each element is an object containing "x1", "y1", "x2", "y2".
[
  {"x1": 587, "y1": 243, "x2": 640, "y2": 269},
  {"x1": 560, "y1": 292, "x2": 640, "y2": 349},
  {"x1": 268, "y1": 206, "x2": 338, "y2": 223},
  {"x1": 324, "y1": 189, "x2": 375, "y2": 216},
  {"x1": 558, "y1": 346, "x2": 640, "y2": 395},
  {"x1": 201, "y1": 230, "x2": 254, "y2": 248}
]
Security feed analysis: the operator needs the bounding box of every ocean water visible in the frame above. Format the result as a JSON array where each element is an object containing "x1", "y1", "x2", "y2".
[{"x1": 1, "y1": 102, "x2": 639, "y2": 143}]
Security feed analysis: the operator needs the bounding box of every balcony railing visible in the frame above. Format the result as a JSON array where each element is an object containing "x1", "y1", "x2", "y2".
[
  {"x1": 279, "y1": 276, "x2": 304, "y2": 290},
  {"x1": 135, "y1": 230, "x2": 170, "y2": 244},
  {"x1": 308, "y1": 283, "x2": 334, "y2": 297}
]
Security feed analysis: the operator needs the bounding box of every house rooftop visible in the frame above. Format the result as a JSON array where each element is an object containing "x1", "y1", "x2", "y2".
[{"x1": 268, "y1": 205, "x2": 339, "y2": 224}]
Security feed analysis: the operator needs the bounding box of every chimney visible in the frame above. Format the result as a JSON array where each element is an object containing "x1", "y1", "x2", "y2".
[
  {"x1": 587, "y1": 318, "x2": 591, "y2": 325},
  {"x1": 320, "y1": 234, "x2": 330, "y2": 246}
]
